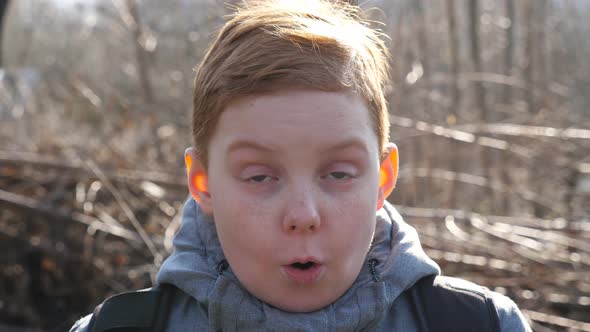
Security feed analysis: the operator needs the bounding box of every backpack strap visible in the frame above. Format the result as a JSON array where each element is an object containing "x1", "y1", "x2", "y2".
[
  {"x1": 88, "y1": 283, "x2": 176, "y2": 332},
  {"x1": 407, "y1": 275, "x2": 501, "y2": 332}
]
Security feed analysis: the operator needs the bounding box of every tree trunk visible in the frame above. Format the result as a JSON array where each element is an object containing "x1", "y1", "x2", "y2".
[
  {"x1": 414, "y1": 0, "x2": 433, "y2": 207},
  {"x1": 446, "y1": 0, "x2": 460, "y2": 118},
  {"x1": 415, "y1": 0, "x2": 431, "y2": 117},
  {"x1": 125, "y1": 0, "x2": 154, "y2": 103},
  {"x1": 499, "y1": 0, "x2": 515, "y2": 214},
  {"x1": 523, "y1": 0, "x2": 535, "y2": 114},
  {"x1": 467, "y1": 0, "x2": 493, "y2": 209},
  {"x1": 536, "y1": 0, "x2": 548, "y2": 110},
  {"x1": 0, "y1": 0, "x2": 10, "y2": 67},
  {"x1": 445, "y1": 0, "x2": 460, "y2": 208},
  {"x1": 502, "y1": 0, "x2": 514, "y2": 106},
  {"x1": 468, "y1": 0, "x2": 487, "y2": 121}
]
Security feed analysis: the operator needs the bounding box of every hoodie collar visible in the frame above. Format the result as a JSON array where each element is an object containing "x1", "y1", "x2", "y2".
[{"x1": 157, "y1": 198, "x2": 439, "y2": 331}]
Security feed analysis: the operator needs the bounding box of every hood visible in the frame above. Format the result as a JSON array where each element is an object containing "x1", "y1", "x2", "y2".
[{"x1": 156, "y1": 198, "x2": 440, "y2": 330}]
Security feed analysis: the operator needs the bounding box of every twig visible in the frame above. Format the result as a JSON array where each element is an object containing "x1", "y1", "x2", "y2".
[
  {"x1": 164, "y1": 205, "x2": 183, "y2": 254},
  {"x1": 456, "y1": 123, "x2": 590, "y2": 140},
  {"x1": 425, "y1": 248, "x2": 522, "y2": 273},
  {"x1": 399, "y1": 167, "x2": 563, "y2": 215},
  {"x1": 83, "y1": 159, "x2": 163, "y2": 268},
  {"x1": 390, "y1": 115, "x2": 534, "y2": 159},
  {"x1": 0, "y1": 149, "x2": 185, "y2": 188},
  {"x1": 522, "y1": 309, "x2": 590, "y2": 331},
  {"x1": 0, "y1": 188, "x2": 140, "y2": 242},
  {"x1": 395, "y1": 205, "x2": 585, "y2": 232}
]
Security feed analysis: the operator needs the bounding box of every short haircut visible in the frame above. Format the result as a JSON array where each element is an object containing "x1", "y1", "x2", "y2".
[{"x1": 192, "y1": 0, "x2": 391, "y2": 167}]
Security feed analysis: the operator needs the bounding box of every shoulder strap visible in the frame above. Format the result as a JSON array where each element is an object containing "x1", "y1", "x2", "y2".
[
  {"x1": 407, "y1": 275, "x2": 501, "y2": 332},
  {"x1": 88, "y1": 283, "x2": 176, "y2": 332}
]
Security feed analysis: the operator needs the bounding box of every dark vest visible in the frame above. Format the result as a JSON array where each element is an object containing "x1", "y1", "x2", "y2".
[{"x1": 87, "y1": 275, "x2": 500, "y2": 332}]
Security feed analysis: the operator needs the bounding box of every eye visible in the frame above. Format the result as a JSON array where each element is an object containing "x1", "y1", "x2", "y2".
[
  {"x1": 247, "y1": 175, "x2": 274, "y2": 183},
  {"x1": 325, "y1": 171, "x2": 353, "y2": 180}
]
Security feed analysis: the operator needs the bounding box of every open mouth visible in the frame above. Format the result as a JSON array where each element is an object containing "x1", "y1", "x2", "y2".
[
  {"x1": 291, "y1": 261, "x2": 316, "y2": 270},
  {"x1": 283, "y1": 260, "x2": 323, "y2": 283}
]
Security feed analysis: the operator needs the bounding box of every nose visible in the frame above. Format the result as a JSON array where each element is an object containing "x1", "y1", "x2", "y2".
[{"x1": 282, "y1": 187, "x2": 321, "y2": 233}]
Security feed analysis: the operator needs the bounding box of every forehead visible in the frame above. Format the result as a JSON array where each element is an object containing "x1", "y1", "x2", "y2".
[{"x1": 211, "y1": 89, "x2": 379, "y2": 154}]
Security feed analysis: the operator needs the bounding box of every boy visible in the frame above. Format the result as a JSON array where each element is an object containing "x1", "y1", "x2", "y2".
[{"x1": 71, "y1": 0, "x2": 531, "y2": 330}]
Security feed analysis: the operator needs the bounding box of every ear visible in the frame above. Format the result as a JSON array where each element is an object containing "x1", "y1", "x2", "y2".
[
  {"x1": 377, "y1": 143, "x2": 398, "y2": 210},
  {"x1": 185, "y1": 147, "x2": 213, "y2": 215}
]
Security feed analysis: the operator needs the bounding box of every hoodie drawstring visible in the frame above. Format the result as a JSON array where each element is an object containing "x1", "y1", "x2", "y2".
[
  {"x1": 217, "y1": 259, "x2": 229, "y2": 275},
  {"x1": 369, "y1": 258, "x2": 380, "y2": 282}
]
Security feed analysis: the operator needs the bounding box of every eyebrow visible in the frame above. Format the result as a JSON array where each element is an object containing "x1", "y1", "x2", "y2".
[
  {"x1": 225, "y1": 137, "x2": 370, "y2": 155},
  {"x1": 226, "y1": 140, "x2": 277, "y2": 155},
  {"x1": 319, "y1": 138, "x2": 370, "y2": 154}
]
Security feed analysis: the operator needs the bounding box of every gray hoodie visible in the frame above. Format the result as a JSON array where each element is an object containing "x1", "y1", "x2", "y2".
[{"x1": 70, "y1": 198, "x2": 531, "y2": 331}]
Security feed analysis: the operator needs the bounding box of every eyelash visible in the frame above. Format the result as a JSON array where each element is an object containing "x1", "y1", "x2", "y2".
[
  {"x1": 323, "y1": 171, "x2": 354, "y2": 180},
  {"x1": 242, "y1": 170, "x2": 357, "y2": 184},
  {"x1": 247, "y1": 175, "x2": 275, "y2": 183}
]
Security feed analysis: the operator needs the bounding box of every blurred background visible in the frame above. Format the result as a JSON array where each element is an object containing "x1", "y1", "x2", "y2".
[{"x1": 0, "y1": 0, "x2": 588, "y2": 330}]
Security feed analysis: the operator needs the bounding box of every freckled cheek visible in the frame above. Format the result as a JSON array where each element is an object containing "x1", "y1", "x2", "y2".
[
  {"x1": 328, "y1": 189, "x2": 377, "y2": 237},
  {"x1": 215, "y1": 212, "x2": 273, "y2": 264},
  {"x1": 215, "y1": 200, "x2": 280, "y2": 243},
  {"x1": 330, "y1": 184, "x2": 377, "y2": 212}
]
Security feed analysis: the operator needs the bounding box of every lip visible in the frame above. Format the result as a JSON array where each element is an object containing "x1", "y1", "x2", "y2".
[
  {"x1": 282, "y1": 257, "x2": 324, "y2": 284},
  {"x1": 286, "y1": 257, "x2": 321, "y2": 265}
]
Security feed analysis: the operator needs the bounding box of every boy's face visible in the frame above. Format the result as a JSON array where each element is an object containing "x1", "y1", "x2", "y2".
[{"x1": 193, "y1": 90, "x2": 394, "y2": 312}]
